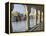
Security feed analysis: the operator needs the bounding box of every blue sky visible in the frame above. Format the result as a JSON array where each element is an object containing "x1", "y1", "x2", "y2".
[
  {"x1": 13, "y1": 4, "x2": 26, "y2": 14},
  {"x1": 12, "y1": 4, "x2": 36, "y2": 14}
]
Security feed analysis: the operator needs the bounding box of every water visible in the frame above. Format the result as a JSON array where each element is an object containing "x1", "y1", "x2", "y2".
[
  {"x1": 12, "y1": 18, "x2": 36, "y2": 32},
  {"x1": 12, "y1": 21, "x2": 26, "y2": 32}
]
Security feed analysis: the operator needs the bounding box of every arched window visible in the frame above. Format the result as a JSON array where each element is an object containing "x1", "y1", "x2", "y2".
[
  {"x1": 29, "y1": 7, "x2": 36, "y2": 28},
  {"x1": 11, "y1": 4, "x2": 28, "y2": 32}
]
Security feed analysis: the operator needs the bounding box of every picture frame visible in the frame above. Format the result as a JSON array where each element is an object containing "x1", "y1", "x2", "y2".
[{"x1": 5, "y1": 2, "x2": 44, "y2": 34}]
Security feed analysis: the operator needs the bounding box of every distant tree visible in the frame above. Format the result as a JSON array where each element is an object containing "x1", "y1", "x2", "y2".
[{"x1": 11, "y1": 11, "x2": 20, "y2": 16}]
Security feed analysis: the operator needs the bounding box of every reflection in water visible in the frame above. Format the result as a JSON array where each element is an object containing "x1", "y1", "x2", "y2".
[
  {"x1": 12, "y1": 21, "x2": 26, "y2": 32},
  {"x1": 11, "y1": 12, "x2": 27, "y2": 32}
]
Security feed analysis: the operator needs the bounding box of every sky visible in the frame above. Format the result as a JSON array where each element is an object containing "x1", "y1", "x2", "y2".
[
  {"x1": 13, "y1": 4, "x2": 26, "y2": 14},
  {"x1": 12, "y1": 4, "x2": 37, "y2": 15}
]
